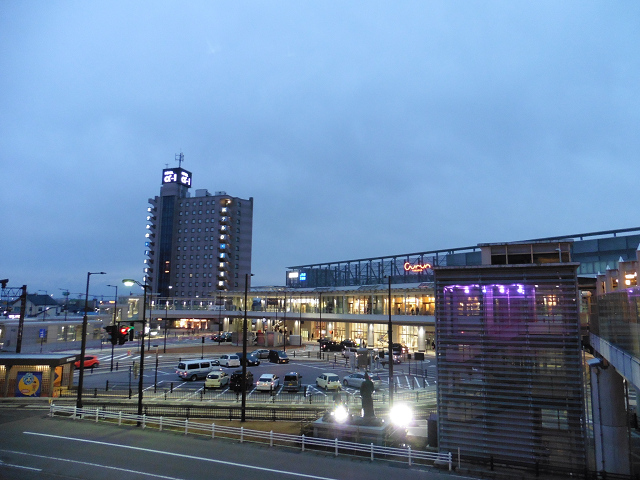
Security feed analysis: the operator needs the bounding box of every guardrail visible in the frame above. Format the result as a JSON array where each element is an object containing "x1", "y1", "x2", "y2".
[{"x1": 49, "y1": 404, "x2": 452, "y2": 470}]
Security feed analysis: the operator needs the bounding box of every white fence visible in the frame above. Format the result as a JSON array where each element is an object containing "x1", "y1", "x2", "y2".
[{"x1": 49, "y1": 404, "x2": 452, "y2": 470}]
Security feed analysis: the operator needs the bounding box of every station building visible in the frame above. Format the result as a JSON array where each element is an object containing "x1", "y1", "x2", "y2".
[{"x1": 132, "y1": 228, "x2": 639, "y2": 357}]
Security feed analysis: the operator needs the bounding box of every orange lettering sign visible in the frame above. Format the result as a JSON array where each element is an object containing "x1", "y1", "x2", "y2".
[{"x1": 404, "y1": 261, "x2": 432, "y2": 273}]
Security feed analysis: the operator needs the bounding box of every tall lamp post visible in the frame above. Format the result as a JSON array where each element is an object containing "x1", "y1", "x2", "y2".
[
  {"x1": 106, "y1": 284, "x2": 118, "y2": 371},
  {"x1": 123, "y1": 277, "x2": 150, "y2": 422},
  {"x1": 241, "y1": 272, "x2": 254, "y2": 422},
  {"x1": 77, "y1": 271, "x2": 106, "y2": 409},
  {"x1": 387, "y1": 275, "x2": 394, "y2": 407}
]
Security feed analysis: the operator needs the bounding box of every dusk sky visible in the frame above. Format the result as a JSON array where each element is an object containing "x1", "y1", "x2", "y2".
[{"x1": 1, "y1": 2, "x2": 638, "y2": 300}]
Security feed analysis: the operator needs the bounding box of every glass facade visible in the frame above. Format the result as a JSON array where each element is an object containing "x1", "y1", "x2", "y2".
[{"x1": 590, "y1": 286, "x2": 640, "y2": 359}]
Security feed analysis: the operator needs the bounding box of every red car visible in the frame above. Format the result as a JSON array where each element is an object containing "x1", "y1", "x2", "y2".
[{"x1": 74, "y1": 355, "x2": 99, "y2": 368}]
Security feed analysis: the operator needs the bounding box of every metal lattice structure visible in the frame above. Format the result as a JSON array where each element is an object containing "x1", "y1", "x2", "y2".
[{"x1": 434, "y1": 264, "x2": 587, "y2": 475}]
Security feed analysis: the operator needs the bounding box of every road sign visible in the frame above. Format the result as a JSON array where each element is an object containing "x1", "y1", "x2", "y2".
[{"x1": 39, "y1": 328, "x2": 46, "y2": 338}]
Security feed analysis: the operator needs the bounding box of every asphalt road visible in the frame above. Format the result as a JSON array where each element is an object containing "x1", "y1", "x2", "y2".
[{"x1": 0, "y1": 408, "x2": 468, "y2": 480}]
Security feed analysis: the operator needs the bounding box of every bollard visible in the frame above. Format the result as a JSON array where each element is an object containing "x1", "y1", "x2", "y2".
[
  {"x1": 105, "y1": 380, "x2": 109, "y2": 391},
  {"x1": 171, "y1": 382, "x2": 174, "y2": 393},
  {"x1": 94, "y1": 388, "x2": 97, "y2": 398},
  {"x1": 116, "y1": 361, "x2": 119, "y2": 371}
]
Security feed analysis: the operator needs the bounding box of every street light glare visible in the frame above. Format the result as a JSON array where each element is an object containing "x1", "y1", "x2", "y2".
[
  {"x1": 389, "y1": 403, "x2": 413, "y2": 427},
  {"x1": 122, "y1": 279, "x2": 137, "y2": 287}
]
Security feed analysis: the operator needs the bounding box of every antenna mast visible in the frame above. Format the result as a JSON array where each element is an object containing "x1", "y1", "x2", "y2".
[{"x1": 175, "y1": 152, "x2": 184, "y2": 168}]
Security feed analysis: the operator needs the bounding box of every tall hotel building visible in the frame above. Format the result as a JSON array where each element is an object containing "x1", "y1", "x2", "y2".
[{"x1": 145, "y1": 161, "x2": 253, "y2": 297}]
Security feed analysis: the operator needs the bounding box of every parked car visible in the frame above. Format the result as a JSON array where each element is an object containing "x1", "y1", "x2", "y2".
[
  {"x1": 320, "y1": 340, "x2": 341, "y2": 352},
  {"x1": 218, "y1": 354, "x2": 241, "y2": 368},
  {"x1": 342, "y1": 372, "x2": 382, "y2": 389},
  {"x1": 236, "y1": 352, "x2": 260, "y2": 366},
  {"x1": 221, "y1": 332, "x2": 233, "y2": 342},
  {"x1": 316, "y1": 373, "x2": 341, "y2": 391},
  {"x1": 339, "y1": 339, "x2": 357, "y2": 349},
  {"x1": 75, "y1": 355, "x2": 99, "y2": 369},
  {"x1": 268, "y1": 350, "x2": 289, "y2": 364},
  {"x1": 176, "y1": 359, "x2": 218, "y2": 381},
  {"x1": 204, "y1": 371, "x2": 229, "y2": 388},
  {"x1": 252, "y1": 349, "x2": 270, "y2": 359},
  {"x1": 256, "y1": 373, "x2": 280, "y2": 392},
  {"x1": 282, "y1": 372, "x2": 303, "y2": 392},
  {"x1": 230, "y1": 370, "x2": 254, "y2": 392}
]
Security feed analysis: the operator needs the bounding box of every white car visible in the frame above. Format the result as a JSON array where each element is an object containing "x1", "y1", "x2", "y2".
[
  {"x1": 219, "y1": 354, "x2": 240, "y2": 368},
  {"x1": 256, "y1": 373, "x2": 280, "y2": 392},
  {"x1": 316, "y1": 373, "x2": 341, "y2": 391},
  {"x1": 204, "y1": 371, "x2": 229, "y2": 388}
]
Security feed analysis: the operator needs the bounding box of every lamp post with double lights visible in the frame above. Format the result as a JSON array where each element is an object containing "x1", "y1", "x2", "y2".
[
  {"x1": 106, "y1": 284, "x2": 118, "y2": 371},
  {"x1": 122, "y1": 278, "x2": 150, "y2": 421},
  {"x1": 77, "y1": 271, "x2": 106, "y2": 409}
]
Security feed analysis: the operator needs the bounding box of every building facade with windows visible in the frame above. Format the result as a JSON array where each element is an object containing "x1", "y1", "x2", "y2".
[
  {"x1": 434, "y1": 241, "x2": 587, "y2": 474},
  {"x1": 145, "y1": 159, "x2": 254, "y2": 297}
]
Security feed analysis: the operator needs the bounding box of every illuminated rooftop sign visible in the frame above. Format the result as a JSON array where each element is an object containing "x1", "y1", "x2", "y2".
[{"x1": 404, "y1": 261, "x2": 432, "y2": 273}]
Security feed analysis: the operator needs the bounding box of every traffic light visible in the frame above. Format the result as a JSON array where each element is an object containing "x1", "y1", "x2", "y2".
[
  {"x1": 118, "y1": 325, "x2": 130, "y2": 345},
  {"x1": 105, "y1": 325, "x2": 117, "y2": 345}
]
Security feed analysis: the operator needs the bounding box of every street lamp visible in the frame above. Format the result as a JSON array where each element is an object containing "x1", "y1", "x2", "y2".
[
  {"x1": 241, "y1": 272, "x2": 254, "y2": 422},
  {"x1": 77, "y1": 271, "x2": 106, "y2": 409},
  {"x1": 59, "y1": 288, "x2": 70, "y2": 321},
  {"x1": 163, "y1": 285, "x2": 172, "y2": 353},
  {"x1": 106, "y1": 284, "x2": 118, "y2": 371},
  {"x1": 122, "y1": 277, "x2": 150, "y2": 422},
  {"x1": 387, "y1": 275, "x2": 394, "y2": 407}
]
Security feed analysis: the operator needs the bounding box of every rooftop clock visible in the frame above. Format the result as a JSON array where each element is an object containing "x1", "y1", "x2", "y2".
[{"x1": 162, "y1": 167, "x2": 192, "y2": 188}]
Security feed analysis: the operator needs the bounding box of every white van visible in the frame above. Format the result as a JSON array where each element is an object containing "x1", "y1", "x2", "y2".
[
  {"x1": 219, "y1": 354, "x2": 241, "y2": 368},
  {"x1": 176, "y1": 359, "x2": 218, "y2": 381}
]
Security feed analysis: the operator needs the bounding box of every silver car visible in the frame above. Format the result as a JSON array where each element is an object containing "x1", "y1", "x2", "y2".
[{"x1": 342, "y1": 373, "x2": 382, "y2": 389}]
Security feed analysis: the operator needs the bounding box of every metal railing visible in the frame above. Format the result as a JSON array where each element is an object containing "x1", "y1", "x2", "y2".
[{"x1": 49, "y1": 404, "x2": 452, "y2": 470}]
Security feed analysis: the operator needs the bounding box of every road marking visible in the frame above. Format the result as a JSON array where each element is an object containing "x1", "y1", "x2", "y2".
[
  {"x1": 1, "y1": 449, "x2": 182, "y2": 479},
  {"x1": 0, "y1": 458, "x2": 42, "y2": 471},
  {"x1": 23, "y1": 432, "x2": 339, "y2": 480}
]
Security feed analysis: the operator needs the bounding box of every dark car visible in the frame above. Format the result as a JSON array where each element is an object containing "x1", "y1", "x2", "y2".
[
  {"x1": 320, "y1": 340, "x2": 341, "y2": 352},
  {"x1": 236, "y1": 352, "x2": 261, "y2": 366},
  {"x1": 339, "y1": 339, "x2": 357, "y2": 349},
  {"x1": 282, "y1": 372, "x2": 303, "y2": 392},
  {"x1": 392, "y1": 343, "x2": 408, "y2": 354},
  {"x1": 268, "y1": 350, "x2": 289, "y2": 364},
  {"x1": 229, "y1": 370, "x2": 254, "y2": 392}
]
